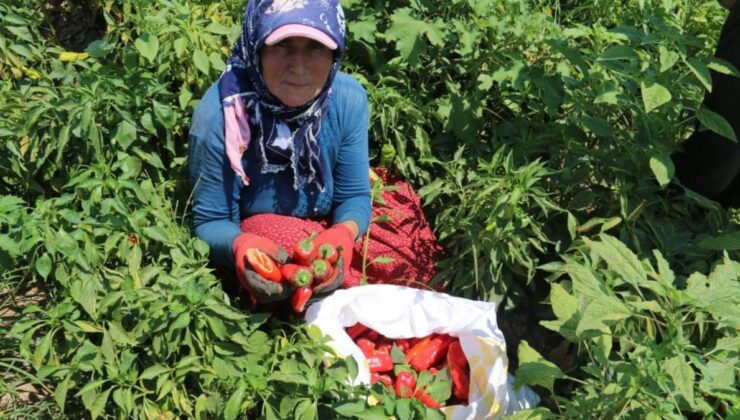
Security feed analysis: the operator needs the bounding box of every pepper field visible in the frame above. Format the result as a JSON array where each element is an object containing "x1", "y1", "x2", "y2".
[{"x1": 0, "y1": 0, "x2": 738, "y2": 419}]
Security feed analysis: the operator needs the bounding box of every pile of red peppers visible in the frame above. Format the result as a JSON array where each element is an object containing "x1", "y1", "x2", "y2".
[
  {"x1": 246, "y1": 236, "x2": 341, "y2": 313},
  {"x1": 346, "y1": 323, "x2": 471, "y2": 408}
]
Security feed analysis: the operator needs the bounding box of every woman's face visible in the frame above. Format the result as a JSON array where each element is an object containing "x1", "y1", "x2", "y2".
[{"x1": 260, "y1": 37, "x2": 334, "y2": 108}]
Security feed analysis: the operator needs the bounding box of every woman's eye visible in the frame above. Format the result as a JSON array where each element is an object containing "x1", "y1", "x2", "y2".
[{"x1": 307, "y1": 41, "x2": 327, "y2": 51}]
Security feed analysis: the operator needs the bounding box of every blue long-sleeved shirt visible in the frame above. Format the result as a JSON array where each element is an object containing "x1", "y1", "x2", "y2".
[{"x1": 188, "y1": 72, "x2": 371, "y2": 270}]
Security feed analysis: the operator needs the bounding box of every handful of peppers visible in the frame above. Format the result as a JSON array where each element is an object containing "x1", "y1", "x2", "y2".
[
  {"x1": 245, "y1": 235, "x2": 343, "y2": 313},
  {"x1": 346, "y1": 323, "x2": 470, "y2": 408}
]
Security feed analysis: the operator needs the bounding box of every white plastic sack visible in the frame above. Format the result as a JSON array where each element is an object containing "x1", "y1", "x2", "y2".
[{"x1": 304, "y1": 284, "x2": 540, "y2": 419}]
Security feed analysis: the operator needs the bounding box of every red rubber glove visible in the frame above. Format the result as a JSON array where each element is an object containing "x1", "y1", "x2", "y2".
[
  {"x1": 312, "y1": 224, "x2": 355, "y2": 285},
  {"x1": 233, "y1": 233, "x2": 291, "y2": 305}
]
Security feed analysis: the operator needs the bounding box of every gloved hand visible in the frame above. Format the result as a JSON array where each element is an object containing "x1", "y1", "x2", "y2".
[
  {"x1": 233, "y1": 233, "x2": 291, "y2": 305},
  {"x1": 311, "y1": 224, "x2": 355, "y2": 291}
]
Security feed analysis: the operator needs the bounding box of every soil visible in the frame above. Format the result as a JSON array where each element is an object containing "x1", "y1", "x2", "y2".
[{"x1": 43, "y1": 0, "x2": 106, "y2": 52}]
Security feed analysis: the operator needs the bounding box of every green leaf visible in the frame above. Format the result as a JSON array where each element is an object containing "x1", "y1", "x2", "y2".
[
  {"x1": 550, "y1": 282, "x2": 577, "y2": 321},
  {"x1": 334, "y1": 400, "x2": 368, "y2": 416},
  {"x1": 205, "y1": 23, "x2": 233, "y2": 35},
  {"x1": 193, "y1": 49, "x2": 211, "y2": 75},
  {"x1": 649, "y1": 152, "x2": 675, "y2": 187},
  {"x1": 686, "y1": 58, "x2": 712, "y2": 92},
  {"x1": 114, "y1": 120, "x2": 137, "y2": 151},
  {"x1": 35, "y1": 253, "x2": 52, "y2": 279},
  {"x1": 514, "y1": 340, "x2": 566, "y2": 392},
  {"x1": 385, "y1": 8, "x2": 445, "y2": 68},
  {"x1": 641, "y1": 82, "x2": 672, "y2": 113},
  {"x1": 85, "y1": 40, "x2": 114, "y2": 58},
  {"x1": 349, "y1": 17, "x2": 377, "y2": 43},
  {"x1": 89, "y1": 387, "x2": 112, "y2": 420},
  {"x1": 209, "y1": 52, "x2": 225, "y2": 72},
  {"x1": 294, "y1": 399, "x2": 317, "y2": 420},
  {"x1": 74, "y1": 320, "x2": 103, "y2": 333},
  {"x1": 395, "y1": 398, "x2": 412, "y2": 419},
  {"x1": 346, "y1": 355, "x2": 358, "y2": 381},
  {"x1": 179, "y1": 88, "x2": 193, "y2": 110},
  {"x1": 170, "y1": 311, "x2": 191, "y2": 331},
  {"x1": 55, "y1": 229, "x2": 79, "y2": 256},
  {"x1": 139, "y1": 364, "x2": 170, "y2": 381},
  {"x1": 696, "y1": 106, "x2": 737, "y2": 142},
  {"x1": 223, "y1": 384, "x2": 246, "y2": 420},
  {"x1": 143, "y1": 226, "x2": 170, "y2": 243},
  {"x1": 108, "y1": 321, "x2": 136, "y2": 346},
  {"x1": 707, "y1": 58, "x2": 740, "y2": 77},
  {"x1": 587, "y1": 235, "x2": 646, "y2": 288},
  {"x1": 698, "y1": 232, "x2": 740, "y2": 250},
  {"x1": 55, "y1": 376, "x2": 72, "y2": 409},
  {"x1": 576, "y1": 295, "x2": 631, "y2": 335},
  {"x1": 663, "y1": 356, "x2": 695, "y2": 405},
  {"x1": 505, "y1": 407, "x2": 554, "y2": 419},
  {"x1": 658, "y1": 46, "x2": 679, "y2": 72},
  {"x1": 134, "y1": 33, "x2": 159, "y2": 63},
  {"x1": 597, "y1": 45, "x2": 639, "y2": 62}
]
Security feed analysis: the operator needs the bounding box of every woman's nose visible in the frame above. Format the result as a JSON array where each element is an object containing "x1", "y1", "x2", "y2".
[{"x1": 286, "y1": 48, "x2": 309, "y2": 74}]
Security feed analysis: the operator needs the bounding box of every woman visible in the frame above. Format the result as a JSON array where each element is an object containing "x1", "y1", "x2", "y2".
[
  {"x1": 189, "y1": 0, "x2": 369, "y2": 306},
  {"x1": 674, "y1": 0, "x2": 739, "y2": 207}
]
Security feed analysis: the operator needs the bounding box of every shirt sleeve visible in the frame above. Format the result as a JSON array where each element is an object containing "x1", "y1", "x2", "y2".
[
  {"x1": 331, "y1": 75, "x2": 372, "y2": 237},
  {"x1": 188, "y1": 83, "x2": 243, "y2": 271}
]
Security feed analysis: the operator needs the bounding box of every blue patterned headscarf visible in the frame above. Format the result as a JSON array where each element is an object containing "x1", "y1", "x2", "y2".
[{"x1": 219, "y1": 0, "x2": 346, "y2": 191}]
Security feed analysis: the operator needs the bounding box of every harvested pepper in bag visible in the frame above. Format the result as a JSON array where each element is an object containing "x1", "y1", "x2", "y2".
[
  {"x1": 447, "y1": 340, "x2": 470, "y2": 400},
  {"x1": 371, "y1": 373, "x2": 393, "y2": 387},
  {"x1": 414, "y1": 388, "x2": 443, "y2": 409},
  {"x1": 367, "y1": 350, "x2": 393, "y2": 373},
  {"x1": 356, "y1": 338, "x2": 375, "y2": 357},
  {"x1": 394, "y1": 338, "x2": 412, "y2": 352},
  {"x1": 409, "y1": 334, "x2": 455, "y2": 372},
  {"x1": 346, "y1": 323, "x2": 370, "y2": 340},
  {"x1": 405, "y1": 336, "x2": 433, "y2": 364},
  {"x1": 291, "y1": 286, "x2": 313, "y2": 313},
  {"x1": 280, "y1": 264, "x2": 313, "y2": 287},
  {"x1": 394, "y1": 371, "x2": 416, "y2": 398}
]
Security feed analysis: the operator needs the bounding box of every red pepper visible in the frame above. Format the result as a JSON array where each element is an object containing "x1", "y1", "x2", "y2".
[
  {"x1": 395, "y1": 338, "x2": 412, "y2": 353},
  {"x1": 370, "y1": 373, "x2": 393, "y2": 387},
  {"x1": 450, "y1": 365, "x2": 470, "y2": 400},
  {"x1": 362, "y1": 329, "x2": 379, "y2": 342},
  {"x1": 245, "y1": 248, "x2": 282, "y2": 282},
  {"x1": 377, "y1": 342, "x2": 392, "y2": 354},
  {"x1": 280, "y1": 264, "x2": 313, "y2": 287},
  {"x1": 291, "y1": 286, "x2": 313, "y2": 313},
  {"x1": 447, "y1": 340, "x2": 469, "y2": 400},
  {"x1": 394, "y1": 371, "x2": 416, "y2": 398},
  {"x1": 409, "y1": 334, "x2": 455, "y2": 372},
  {"x1": 366, "y1": 350, "x2": 393, "y2": 373},
  {"x1": 346, "y1": 323, "x2": 369, "y2": 340},
  {"x1": 293, "y1": 236, "x2": 315, "y2": 265},
  {"x1": 414, "y1": 388, "x2": 443, "y2": 409},
  {"x1": 317, "y1": 243, "x2": 338, "y2": 265},
  {"x1": 446, "y1": 340, "x2": 467, "y2": 369},
  {"x1": 405, "y1": 336, "x2": 433, "y2": 364},
  {"x1": 311, "y1": 259, "x2": 333, "y2": 282},
  {"x1": 356, "y1": 338, "x2": 375, "y2": 357}
]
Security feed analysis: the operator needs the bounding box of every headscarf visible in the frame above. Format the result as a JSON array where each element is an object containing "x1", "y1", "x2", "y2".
[{"x1": 219, "y1": 0, "x2": 346, "y2": 192}]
